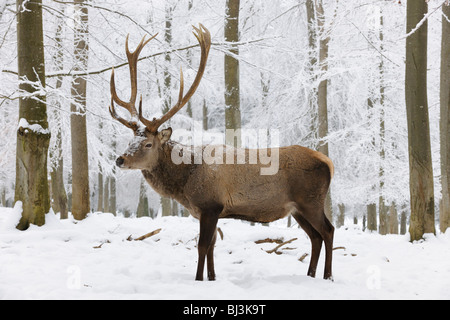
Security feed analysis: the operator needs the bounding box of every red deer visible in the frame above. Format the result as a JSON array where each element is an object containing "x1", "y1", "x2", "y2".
[{"x1": 109, "y1": 25, "x2": 335, "y2": 281}]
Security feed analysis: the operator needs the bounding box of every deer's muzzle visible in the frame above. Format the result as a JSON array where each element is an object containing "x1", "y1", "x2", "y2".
[{"x1": 116, "y1": 157, "x2": 125, "y2": 168}]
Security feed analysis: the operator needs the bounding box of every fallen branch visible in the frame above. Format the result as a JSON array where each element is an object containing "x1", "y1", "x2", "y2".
[
  {"x1": 93, "y1": 240, "x2": 110, "y2": 249},
  {"x1": 266, "y1": 238, "x2": 297, "y2": 254},
  {"x1": 133, "y1": 228, "x2": 162, "y2": 241},
  {"x1": 255, "y1": 238, "x2": 284, "y2": 244},
  {"x1": 298, "y1": 253, "x2": 309, "y2": 262}
]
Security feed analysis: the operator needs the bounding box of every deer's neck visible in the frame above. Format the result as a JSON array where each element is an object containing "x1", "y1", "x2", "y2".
[{"x1": 141, "y1": 141, "x2": 195, "y2": 205}]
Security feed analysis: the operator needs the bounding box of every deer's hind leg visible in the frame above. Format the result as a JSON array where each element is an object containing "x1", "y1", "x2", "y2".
[
  {"x1": 290, "y1": 210, "x2": 323, "y2": 278},
  {"x1": 293, "y1": 202, "x2": 334, "y2": 280}
]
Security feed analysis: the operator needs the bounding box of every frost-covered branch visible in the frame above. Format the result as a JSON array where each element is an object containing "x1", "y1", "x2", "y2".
[
  {"x1": 2, "y1": 37, "x2": 275, "y2": 78},
  {"x1": 397, "y1": 0, "x2": 446, "y2": 40}
]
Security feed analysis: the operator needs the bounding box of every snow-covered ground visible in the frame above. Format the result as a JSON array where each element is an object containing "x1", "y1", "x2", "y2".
[{"x1": 0, "y1": 204, "x2": 449, "y2": 300}]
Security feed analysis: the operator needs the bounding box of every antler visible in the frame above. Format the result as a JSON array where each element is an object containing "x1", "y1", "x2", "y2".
[
  {"x1": 140, "y1": 24, "x2": 211, "y2": 133},
  {"x1": 109, "y1": 33, "x2": 158, "y2": 130}
]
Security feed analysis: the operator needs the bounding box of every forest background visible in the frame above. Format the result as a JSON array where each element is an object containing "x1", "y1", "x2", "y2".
[{"x1": 0, "y1": 0, "x2": 449, "y2": 238}]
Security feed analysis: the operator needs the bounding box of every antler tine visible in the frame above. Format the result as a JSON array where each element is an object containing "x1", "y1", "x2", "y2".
[
  {"x1": 140, "y1": 67, "x2": 184, "y2": 129},
  {"x1": 109, "y1": 33, "x2": 157, "y2": 130},
  {"x1": 142, "y1": 24, "x2": 211, "y2": 133},
  {"x1": 109, "y1": 97, "x2": 138, "y2": 130},
  {"x1": 126, "y1": 33, "x2": 158, "y2": 107}
]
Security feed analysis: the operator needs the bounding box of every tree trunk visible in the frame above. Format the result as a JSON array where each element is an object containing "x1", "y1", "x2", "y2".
[
  {"x1": 186, "y1": 0, "x2": 194, "y2": 119},
  {"x1": 400, "y1": 206, "x2": 407, "y2": 235},
  {"x1": 316, "y1": 0, "x2": 332, "y2": 221},
  {"x1": 224, "y1": 0, "x2": 241, "y2": 148},
  {"x1": 1, "y1": 188, "x2": 5, "y2": 207},
  {"x1": 70, "y1": 0, "x2": 90, "y2": 220},
  {"x1": 440, "y1": 3, "x2": 450, "y2": 233},
  {"x1": 136, "y1": 179, "x2": 149, "y2": 217},
  {"x1": 109, "y1": 138, "x2": 117, "y2": 215},
  {"x1": 378, "y1": 10, "x2": 388, "y2": 235},
  {"x1": 405, "y1": 0, "x2": 436, "y2": 241},
  {"x1": 103, "y1": 177, "x2": 109, "y2": 213},
  {"x1": 161, "y1": 196, "x2": 172, "y2": 217},
  {"x1": 15, "y1": 0, "x2": 51, "y2": 230},
  {"x1": 367, "y1": 203, "x2": 377, "y2": 232},
  {"x1": 306, "y1": 0, "x2": 318, "y2": 145},
  {"x1": 389, "y1": 203, "x2": 399, "y2": 234},
  {"x1": 109, "y1": 173, "x2": 116, "y2": 216},
  {"x1": 337, "y1": 203, "x2": 345, "y2": 228},
  {"x1": 97, "y1": 168, "x2": 103, "y2": 212},
  {"x1": 163, "y1": 3, "x2": 172, "y2": 114},
  {"x1": 50, "y1": 8, "x2": 68, "y2": 219},
  {"x1": 203, "y1": 99, "x2": 208, "y2": 131},
  {"x1": 172, "y1": 200, "x2": 179, "y2": 216},
  {"x1": 379, "y1": 200, "x2": 388, "y2": 235}
]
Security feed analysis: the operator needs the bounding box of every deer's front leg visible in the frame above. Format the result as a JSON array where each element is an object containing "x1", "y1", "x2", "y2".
[
  {"x1": 206, "y1": 229, "x2": 217, "y2": 281},
  {"x1": 195, "y1": 210, "x2": 220, "y2": 281}
]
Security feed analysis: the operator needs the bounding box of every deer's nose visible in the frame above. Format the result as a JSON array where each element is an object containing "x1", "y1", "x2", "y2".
[{"x1": 116, "y1": 157, "x2": 125, "y2": 167}]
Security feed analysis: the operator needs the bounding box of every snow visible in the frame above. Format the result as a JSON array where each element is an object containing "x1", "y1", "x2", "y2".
[
  {"x1": 1, "y1": 206, "x2": 449, "y2": 300},
  {"x1": 18, "y1": 118, "x2": 50, "y2": 135}
]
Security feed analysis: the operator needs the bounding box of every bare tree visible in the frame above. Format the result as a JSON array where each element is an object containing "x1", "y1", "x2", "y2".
[
  {"x1": 15, "y1": 0, "x2": 51, "y2": 230},
  {"x1": 50, "y1": 6, "x2": 68, "y2": 219},
  {"x1": 316, "y1": 0, "x2": 332, "y2": 220},
  {"x1": 405, "y1": 0, "x2": 435, "y2": 241},
  {"x1": 440, "y1": 3, "x2": 450, "y2": 233},
  {"x1": 70, "y1": 0, "x2": 90, "y2": 220},
  {"x1": 224, "y1": 0, "x2": 241, "y2": 147}
]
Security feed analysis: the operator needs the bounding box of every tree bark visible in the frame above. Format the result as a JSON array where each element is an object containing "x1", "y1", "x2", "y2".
[
  {"x1": 50, "y1": 8, "x2": 68, "y2": 219},
  {"x1": 97, "y1": 167, "x2": 103, "y2": 212},
  {"x1": 109, "y1": 173, "x2": 116, "y2": 216},
  {"x1": 379, "y1": 200, "x2": 388, "y2": 235},
  {"x1": 136, "y1": 178, "x2": 149, "y2": 217},
  {"x1": 161, "y1": 196, "x2": 172, "y2": 217},
  {"x1": 103, "y1": 177, "x2": 109, "y2": 213},
  {"x1": 306, "y1": 0, "x2": 318, "y2": 145},
  {"x1": 15, "y1": 0, "x2": 51, "y2": 230},
  {"x1": 378, "y1": 10, "x2": 388, "y2": 235},
  {"x1": 337, "y1": 203, "x2": 345, "y2": 228},
  {"x1": 203, "y1": 99, "x2": 208, "y2": 131},
  {"x1": 316, "y1": 0, "x2": 332, "y2": 221},
  {"x1": 186, "y1": 0, "x2": 194, "y2": 119},
  {"x1": 224, "y1": 0, "x2": 241, "y2": 148},
  {"x1": 400, "y1": 206, "x2": 407, "y2": 235},
  {"x1": 70, "y1": 0, "x2": 90, "y2": 220},
  {"x1": 389, "y1": 203, "x2": 399, "y2": 234},
  {"x1": 405, "y1": 0, "x2": 436, "y2": 241},
  {"x1": 367, "y1": 203, "x2": 377, "y2": 232},
  {"x1": 163, "y1": 3, "x2": 172, "y2": 114},
  {"x1": 440, "y1": 4, "x2": 450, "y2": 233}
]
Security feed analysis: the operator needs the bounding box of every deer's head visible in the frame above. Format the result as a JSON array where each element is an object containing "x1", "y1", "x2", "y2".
[{"x1": 109, "y1": 24, "x2": 211, "y2": 171}]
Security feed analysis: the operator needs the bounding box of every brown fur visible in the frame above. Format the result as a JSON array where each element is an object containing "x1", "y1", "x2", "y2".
[
  {"x1": 110, "y1": 25, "x2": 334, "y2": 281},
  {"x1": 118, "y1": 131, "x2": 335, "y2": 281}
]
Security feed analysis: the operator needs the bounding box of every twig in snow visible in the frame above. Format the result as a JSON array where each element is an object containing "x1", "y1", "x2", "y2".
[
  {"x1": 255, "y1": 237, "x2": 284, "y2": 244},
  {"x1": 133, "y1": 228, "x2": 162, "y2": 241},
  {"x1": 266, "y1": 238, "x2": 297, "y2": 254},
  {"x1": 93, "y1": 240, "x2": 110, "y2": 249},
  {"x1": 298, "y1": 253, "x2": 309, "y2": 262}
]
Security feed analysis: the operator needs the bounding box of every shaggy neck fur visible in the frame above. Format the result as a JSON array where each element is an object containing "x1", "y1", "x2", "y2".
[{"x1": 141, "y1": 141, "x2": 196, "y2": 205}]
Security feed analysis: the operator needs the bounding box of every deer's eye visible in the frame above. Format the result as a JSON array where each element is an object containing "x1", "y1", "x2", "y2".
[{"x1": 145, "y1": 143, "x2": 152, "y2": 148}]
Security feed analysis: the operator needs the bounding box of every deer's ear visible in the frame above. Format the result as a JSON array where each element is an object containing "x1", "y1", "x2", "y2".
[{"x1": 158, "y1": 127, "x2": 172, "y2": 144}]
